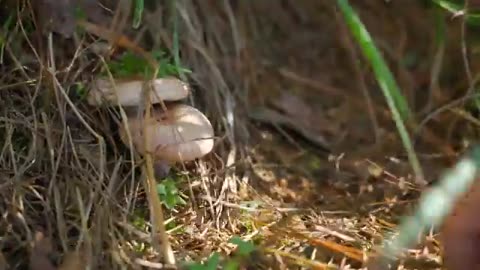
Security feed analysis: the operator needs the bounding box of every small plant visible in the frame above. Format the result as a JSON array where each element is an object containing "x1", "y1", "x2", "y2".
[
  {"x1": 105, "y1": 50, "x2": 191, "y2": 79},
  {"x1": 132, "y1": 209, "x2": 149, "y2": 231},
  {"x1": 156, "y1": 177, "x2": 187, "y2": 210},
  {"x1": 73, "y1": 82, "x2": 88, "y2": 100},
  {"x1": 187, "y1": 253, "x2": 221, "y2": 270},
  {"x1": 184, "y1": 237, "x2": 257, "y2": 270},
  {"x1": 223, "y1": 237, "x2": 256, "y2": 270}
]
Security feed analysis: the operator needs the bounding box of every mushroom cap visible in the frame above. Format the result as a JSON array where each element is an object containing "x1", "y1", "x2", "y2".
[
  {"x1": 87, "y1": 77, "x2": 190, "y2": 106},
  {"x1": 119, "y1": 104, "x2": 214, "y2": 162}
]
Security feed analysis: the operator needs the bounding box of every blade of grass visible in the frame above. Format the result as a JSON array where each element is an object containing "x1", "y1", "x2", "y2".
[
  {"x1": 132, "y1": 0, "x2": 144, "y2": 29},
  {"x1": 336, "y1": 0, "x2": 411, "y2": 120},
  {"x1": 336, "y1": 0, "x2": 426, "y2": 185},
  {"x1": 421, "y1": 7, "x2": 446, "y2": 114},
  {"x1": 169, "y1": 0, "x2": 188, "y2": 82},
  {"x1": 369, "y1": 146, "x2": 480, "y2": 268},
  {"x1": 0, "y1": 14, "x2": 14, "y2": 64}
]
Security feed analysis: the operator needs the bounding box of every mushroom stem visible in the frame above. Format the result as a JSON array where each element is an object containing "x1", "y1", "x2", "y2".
[{"x1": 153, "y1": 160, "x2": 172, "y2": 179}]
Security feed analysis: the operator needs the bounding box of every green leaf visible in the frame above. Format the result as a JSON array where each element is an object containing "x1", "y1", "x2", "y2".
[
  {"x1": 105, "y1": 49, "x2": 191, "y2": 79},
  {"x1": 229, "y1": 237, "x2": 255, "y2": 256},
  {"x1": 205, "y1": 253, "x2": 221, "y2": 270},
  {"x1": 156, "y1": 183, "x2": 167, "y2": 196},
  {"x1": 165, "y1": 194, "x2": 177, "y2": 209},
  {"x1": 177, "y1": 196, "x2": 187, "y2": 205},
  {"x1": 224, "y1": 260, "x2": 240, "y2": 270},
  {"x1": 74, "y1": 82, "x2": 87, "y2": 100},
  {"x1": 157, "y1": 178, "x2": 187, "y2": 210},
  {"x1": 186, "y1": 253, "x2": 221, "y2": 270}
]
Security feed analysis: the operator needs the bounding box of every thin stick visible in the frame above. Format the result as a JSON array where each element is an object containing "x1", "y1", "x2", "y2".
[{"x1": 142, "y1": 62, "x2": 176, "y2": 266}]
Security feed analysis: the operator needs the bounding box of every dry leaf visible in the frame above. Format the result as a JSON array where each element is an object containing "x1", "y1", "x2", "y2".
[
  {"x1": 33, "y1": 0, "x2": 77, "y2": 37},
  {"x1": 33, "y1": 0, "x2": 105, "y2": 37},
  {"x1": 58, "y1": 251, "x2": 84, "y2": 270},
  {"x1": 248, "y1": 107, "x2": 330, "y2": 149},
  {"x1": 29, "y1": 231, "x2": 56, "y2": 270},
  {"x1": 270, "y1": 92, "x2": 338, "y2": 136},
  {"x1": 271, "y1": 92, "x2": 312, "y2": 121},
  {"x1": 0, "y1": 251, "x2": 8, "y2": 270}
]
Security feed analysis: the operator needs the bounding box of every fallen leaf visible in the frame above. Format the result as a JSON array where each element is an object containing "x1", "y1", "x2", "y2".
[
  {"x1": 58, "y1": 251, "x2": 85, "y2": 270},
  {"x1": 271, "y1": 92, "x2": 312, "y2": 122},
  {"x1": 29, "y1": 231, "x2": 56, "y2": 270},
  {"x1": 33, "y1": 0, "x2": 105, "y2": 37},
  {"x1": 33, "y1": 0, "x2": 77, "y2": 37},
  {"x1": 248, "y1": 107, "x2": 330, "y2": 149},
  {"x1": 0, "y1": 251, "x2": 8, "y2": 270}
]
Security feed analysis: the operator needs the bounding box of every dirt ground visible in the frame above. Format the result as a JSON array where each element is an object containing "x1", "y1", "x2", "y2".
[{"x1": 0, "y1": 0, "x2": 479, "y2": 269}]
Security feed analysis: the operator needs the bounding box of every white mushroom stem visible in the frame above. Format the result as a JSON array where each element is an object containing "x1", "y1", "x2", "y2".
[
  {"x1": 119, "y1": 104, "x2": 214, "y2": 163},
  {"x1": 87, "y1": 77, "x2": 190, "y2": 106},
  {"x1": 153, "y1": 160, "x2": 172, "y2": 179}
]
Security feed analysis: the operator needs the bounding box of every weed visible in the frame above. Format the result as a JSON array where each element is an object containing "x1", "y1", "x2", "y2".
[
  {"x1": 186, "y1": 253, "x2": 221, "y2": 270},
  {"x1": 157, "y1": 177, "x2": 187, "y2": 210},
  {"x1": 105, "y1": 50, "x2": 191, "y2": 79},
  {"x1": 184, "y1": 237, "x2": 257, "y2": 270},
  {"x1": 73, "y1": 82, "x2": 88, "y2": 100},
  {"x1": 132, "y1": 209, "x2": 149, "y2": 231}
]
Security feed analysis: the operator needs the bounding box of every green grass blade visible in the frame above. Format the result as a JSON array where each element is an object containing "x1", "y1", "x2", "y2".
[
  {"x1": 337, "y1": 0, "x2": 411, "y2": 120},
  {"x1": 372, "y1": 146, "x2": 480, "y2": 267},
  {"x1": 337, "y1": 0, "x2": 425, "y2": 184},
  {"x1": 434, "y1": 7, "x2": 446, "y2": 47},
  {"x1": 169, "y1": 0, "x2": 187, "y2": 81},
  {"x1": 133, "y1": 0, "x2": 144, "y2": 29}
]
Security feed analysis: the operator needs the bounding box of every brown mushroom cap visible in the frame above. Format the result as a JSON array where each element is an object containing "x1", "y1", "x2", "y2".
[
  {"x1": 87, "y1": 77, "x2": 190, "y2": 106},
  {"x1": 119, "y1": 104, "x2": 214, "y2": 162}
]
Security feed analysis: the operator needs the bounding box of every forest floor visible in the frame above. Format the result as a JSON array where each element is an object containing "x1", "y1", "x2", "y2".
[{"x1": 0, "y1": 1, "x2": 478, "y2": 269}]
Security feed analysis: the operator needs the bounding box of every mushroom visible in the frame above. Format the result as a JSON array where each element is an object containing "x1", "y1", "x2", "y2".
[
  {"x1": 87, "y1": 75, "x2": 214, "y2": 177},
  {"x1": 119, "y1": 103, "x2": 215, "y2": 163},
  {"x1": 87, "y1": 77, "x2": 190, "y2": 106}
]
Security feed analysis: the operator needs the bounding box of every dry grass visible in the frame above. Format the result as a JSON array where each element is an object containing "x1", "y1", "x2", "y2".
[{"x1": 0, "y1": 0, "x2": 479, "y2": 269}]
